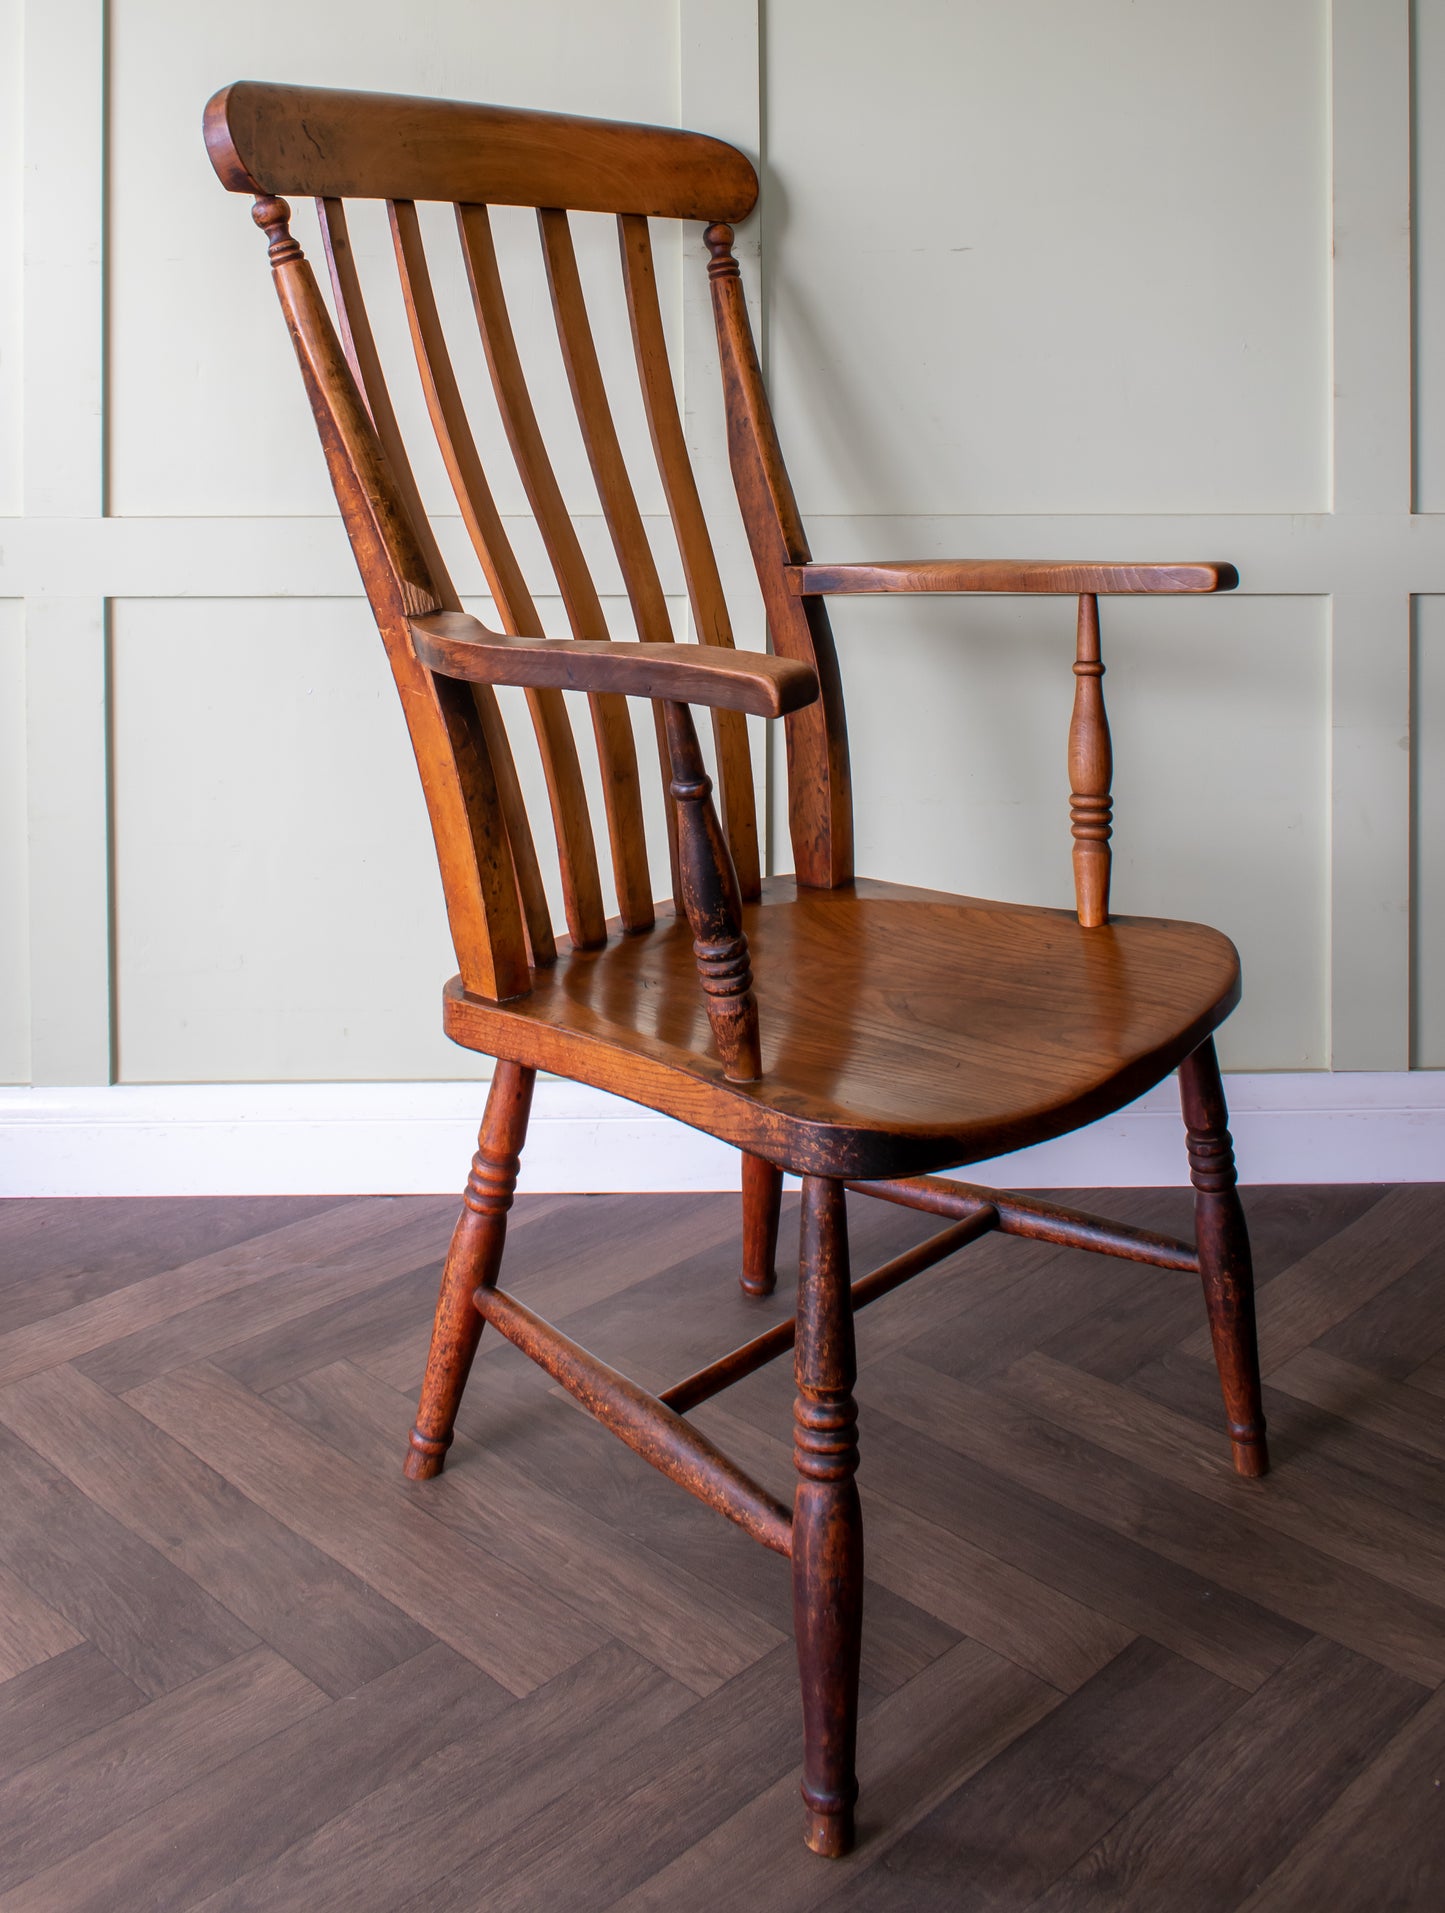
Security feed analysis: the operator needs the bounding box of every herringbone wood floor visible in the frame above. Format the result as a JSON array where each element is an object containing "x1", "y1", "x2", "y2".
[{"x1": 1, "y1": 1183, "x2": 1442, "y2": 1909}]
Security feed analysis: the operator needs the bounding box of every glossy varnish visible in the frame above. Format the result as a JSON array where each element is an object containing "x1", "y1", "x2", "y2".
[{"x1": 202, "y1": 79, "x2": 1276, "y2": 1857}]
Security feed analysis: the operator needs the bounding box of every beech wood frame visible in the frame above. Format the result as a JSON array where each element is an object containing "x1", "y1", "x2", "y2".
[{"x1": 204, "y1": 79, "x2": 1269, "y2": 1860}]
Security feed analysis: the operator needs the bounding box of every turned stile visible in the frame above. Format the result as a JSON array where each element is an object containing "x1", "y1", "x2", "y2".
[
  {"x1": 705, "y1": 221, "x2": 854, "y2": 889},
  {"x1": 662, "y1": 699, "x2": 762, "y2": 1083},
  {"x1": 1069, "y1": 592, "x2": 1113, "y2": 927}
]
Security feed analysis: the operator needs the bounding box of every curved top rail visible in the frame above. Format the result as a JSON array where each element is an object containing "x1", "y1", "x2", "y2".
[{"x1": 204, "y1": 81, "x2": 760, "y2": 221}]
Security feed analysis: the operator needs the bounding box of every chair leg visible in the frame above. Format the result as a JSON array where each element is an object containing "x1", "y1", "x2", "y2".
[
  {"x1": 741, "y1": 1152, "x2": 783, "y2": 1297},
  {"x1": 1179, "y1": 1038, "x2": 1269, "y2": 1479},
  {"x1": 403, "y1": 1061, "x2": 535, "y2": 1481},
  {"x1": 792, "y1": 1176, "x2": 864, "y2": 1857}
]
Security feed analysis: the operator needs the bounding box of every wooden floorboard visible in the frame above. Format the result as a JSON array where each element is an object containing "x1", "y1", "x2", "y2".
[{"x1": 1, "y1": 1183, "x2": 1441, "y2": 1908}]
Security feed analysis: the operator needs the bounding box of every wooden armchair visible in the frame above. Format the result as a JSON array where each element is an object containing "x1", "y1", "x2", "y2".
[{"x1": 204, "y1": 82, "x2": 1266, "y2": 1859}]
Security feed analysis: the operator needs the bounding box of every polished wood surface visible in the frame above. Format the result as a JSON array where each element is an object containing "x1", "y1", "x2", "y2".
[
  {"x1": 619, "y1": 211, "x2": 761, "y2": 894},
  {"x1": 442, "y1": 876, "x2": 1241, "y2": 1180},
  {"x1": 662, "y1": 700, "x2": 762, "y2": 1084},
  {"x1": 205, "y1": 81, "x2": 759, "y2": 219},
  {"x1": 792, "y1": 1178, "x2": 865, "y2": 1856},
  {"x1": 205, "y1": 82, "x2": 1266, "y2": 1857},
  {"x1": 2, "y1": 1186, "x2": 1439, "y2": 1906},
  {"x1": 788, "y1": 558, "x2": 1240, "y2": 595},
  {"x1": 409, "y1": 614, "x2": 819, "y2": 719}
]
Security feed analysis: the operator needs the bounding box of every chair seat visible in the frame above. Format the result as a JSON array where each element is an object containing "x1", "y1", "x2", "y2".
[{"x1": 443, "y1": 876, "x2": 1240, "y2": 1180}]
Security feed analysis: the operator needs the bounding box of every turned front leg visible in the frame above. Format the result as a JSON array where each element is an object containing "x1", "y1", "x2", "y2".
[
  {"x1": 792, "y1": 1176, "x2": 864, "y2": 1857},
  {"x1": 404, "y1": 1062, "x2": 535, "y2": 1480},
  {"x1": 1179, "y1": 1039, "x2": 1269, "y2": 1478}
]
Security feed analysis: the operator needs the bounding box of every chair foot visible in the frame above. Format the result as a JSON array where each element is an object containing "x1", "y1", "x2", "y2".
[
  {"x1": 802, "y1": 1797, "x2": 855, "y2": 1858},
  {"x1": 403, "y1": 1063, "x2": 534, "y2": 1480},
  {"x1": 741, "y1": 1153, "x2": 783, "y2": 1297},
  {"x1": 1179, "y1": 1039, "x2": 1269, "y2": 1480},
  {"x1": 403, "y1": 1429, "x2": 451, "y2": 1480},
  {"x1": 793, "y1": 1177, "x2": 864, "y2": 1858}
]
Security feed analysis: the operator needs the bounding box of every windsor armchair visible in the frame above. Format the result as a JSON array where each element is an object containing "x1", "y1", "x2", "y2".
[{"x1": 205, "y1": 81, "x2": 1267, "y2": 1859}]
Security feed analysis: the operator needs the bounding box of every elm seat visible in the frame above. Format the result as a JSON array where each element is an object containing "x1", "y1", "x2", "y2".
[
  {"x1": 204, "y1": 76, "x2": 1271, "y2": 1863},
  {"x1": 443, "y1": 877, "x2": 1242, "y2": 1180}
]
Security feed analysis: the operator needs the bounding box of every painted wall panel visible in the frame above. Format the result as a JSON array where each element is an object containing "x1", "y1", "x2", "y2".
[
  {"x1": 0, "y1": 1, "x2": 20, "y2": 516},
  {"x1": 2, "y1": 0, "x2": 1428, "y2": 1101},
  {"x1": 1414, "y1": 596, "x2": 1445, "y2": 1064},
  {"x1": 1414, "y1": 0, "x2": 1445, "y2": 510},
  {"x1": 110, "y1": 597, "x2": 485, "y2": 1081},
  {"x1": 0, "y1": 603, "x2": 28, "y2": 1081},
  {"x1": 106, "y1": 0, "x2": 682, "y2": 521},
  {"x1": 765, "y1": 0, "x2": 1329, "y2": 516},
  {"x1": 109, "y1": 594, "x2": 691, "y2": 1081}
]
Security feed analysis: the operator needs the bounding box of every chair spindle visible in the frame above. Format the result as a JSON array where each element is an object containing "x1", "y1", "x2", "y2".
[
  {"x1": 661, "y1": 699, "x2": 761, "y2": 1082},
  {"x1": 1069, "y1": 591, "x2": 1113, "y2": 927},
  {"x1": 252, "y1": 192, "x2": 532, "y2": 1002}
]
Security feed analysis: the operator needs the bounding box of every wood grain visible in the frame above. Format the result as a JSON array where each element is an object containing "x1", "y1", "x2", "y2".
[
  {"x1": 788, "y1": 558, "x2": 1239, "y2": 595},
  {"x1": 1, "y1": 1187, "x2": 1439, "y2": 1904},
  {"x1": 206, "y1": 82, "x2": 759, "y2": 219}
]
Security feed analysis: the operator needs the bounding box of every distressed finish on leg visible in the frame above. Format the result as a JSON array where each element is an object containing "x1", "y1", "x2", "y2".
[
  {"x1": 404, "y1": 1062, "x2": 536, "y2": 1480},
  {"x1": 1179, "y1": 1039, "x2": 1269, "y2": 1478},
  {"x1": 792, "y1": 1176, "x2": 864, "y2": 1857}
]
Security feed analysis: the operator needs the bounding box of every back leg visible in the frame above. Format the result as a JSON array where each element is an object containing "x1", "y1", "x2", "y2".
[
  {"x1": 404, "y1": 1061, "x2": 535, "y2": 1480},
  {"x1": 1179, "y1": 1038, "x2": 1269, "y2": 1478},
  {"x1": 741, "y1": 1152, "x2": 783, "y2": 1297}
]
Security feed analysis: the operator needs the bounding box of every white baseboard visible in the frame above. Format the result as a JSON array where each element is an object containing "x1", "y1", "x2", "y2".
[{"x1": 0, "y1": 1072, "x2": 1442, "y2": 1198}]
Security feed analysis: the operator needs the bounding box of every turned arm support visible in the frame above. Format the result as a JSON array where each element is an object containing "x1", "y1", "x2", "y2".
[
  {"x1": 413, "y1": 611, "x2": 799, "y2": 1083},
  {"x1": 785, "y1": 559, "x2": 1238, "y2": 596},
  {"x1": 409, "y1": 611, "x2": 818, "y2": 718},
  {"x1": 783, "y1": 559, "x2": 1238, "y2": 930}
]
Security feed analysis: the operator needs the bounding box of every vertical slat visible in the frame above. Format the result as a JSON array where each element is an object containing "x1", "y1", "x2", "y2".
[
  {"x1": 257, "y1": 194, "x2": 529, "y2": 1003},
  {"x1": 1068, "y1": 592, "x2": 1112, "y2": 927},
  {"x1": 386, "y1": 200, "x2": 606, "y2": 951},
  {"x1": 618, "y1": 213, "x2": 761, "y2": 899},
  {"x1": 317, "y1": 198, "x2": 557, "y2": 968},
  {"x1": 456, "y1": 203, "x2": 654, "y2": 933},
  {"x1": 538, "y1": 207, "x2": 682, "y2": 905},
  {"x1": 537, "y1": 210, "x2": 674, "y2": 643},
  {"x1": 704, "y1": 223, "x2": 852, "y2": 889}
]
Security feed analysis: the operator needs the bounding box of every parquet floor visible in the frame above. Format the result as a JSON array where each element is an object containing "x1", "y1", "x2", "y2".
[{"x1": 1, "y1": 1182, "x2": 1443, "y2": 1909}]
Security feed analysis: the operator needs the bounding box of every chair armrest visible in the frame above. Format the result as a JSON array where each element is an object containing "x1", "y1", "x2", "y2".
[
  {"x1": 786, "y1": 559, "x2": 1238, "y2": 596},
  {"x1": 410, "y1": 612, "x2": 818, "y2": 718}
]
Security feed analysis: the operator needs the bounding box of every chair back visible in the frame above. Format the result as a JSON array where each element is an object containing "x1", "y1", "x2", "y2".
[{"x1": 205, "y1": 81, "x2": 852, "y2": 1003}]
